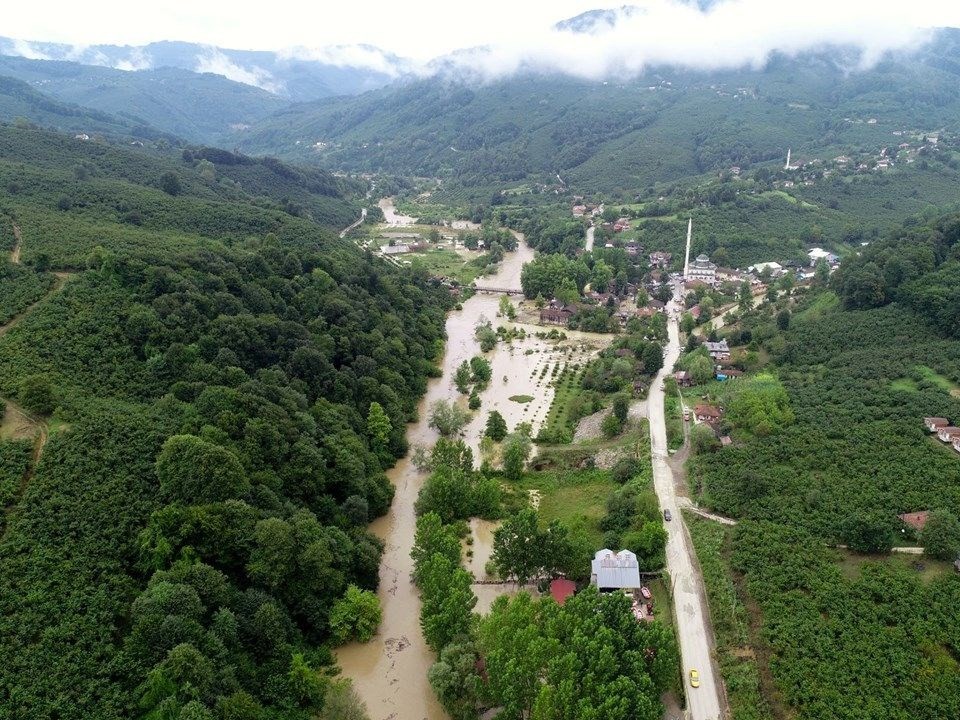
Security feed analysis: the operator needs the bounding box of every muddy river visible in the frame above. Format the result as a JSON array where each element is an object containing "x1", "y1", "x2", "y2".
[{"x1": 336, "y1": 233, "x2": 608, "y2": 719}]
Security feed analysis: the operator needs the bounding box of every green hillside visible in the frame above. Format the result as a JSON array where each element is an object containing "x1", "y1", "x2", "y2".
[{"x1": 0, "y1": 125, "x2": 448, "y2": 718}]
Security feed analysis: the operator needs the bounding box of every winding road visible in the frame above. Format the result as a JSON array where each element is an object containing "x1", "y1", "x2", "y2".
[{"x1": 648, "y1": 294, "x2": 724, "y2": 720}]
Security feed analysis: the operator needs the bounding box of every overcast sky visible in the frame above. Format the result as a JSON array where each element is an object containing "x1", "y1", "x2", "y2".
[{"x1": 6, "y1": 1, "x2": 960, "y2": 77}]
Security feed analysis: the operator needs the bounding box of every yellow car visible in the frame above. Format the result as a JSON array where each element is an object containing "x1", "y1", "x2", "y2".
[{"x1": 689, "y1": 669, "x2": 700, "y2": 688}]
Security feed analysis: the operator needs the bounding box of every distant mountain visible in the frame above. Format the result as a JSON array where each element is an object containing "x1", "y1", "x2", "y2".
[
  {"x1": 233, "y1": 29, "x2": 960, "y2": 195},
  {"x1": 0, "y1": 37, "x2": 402, "y2": 101},
  {"x1": 0, "y1": 55, "x2": 289, "y2": 144}
]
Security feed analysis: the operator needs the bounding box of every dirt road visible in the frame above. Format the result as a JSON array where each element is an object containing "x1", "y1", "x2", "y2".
[
  {"x1": 647, "y1": 296, "x2": 725, "y2": 720},
  {"x1": 585, "y1": 224, "x2": 595, "y2": 252}
]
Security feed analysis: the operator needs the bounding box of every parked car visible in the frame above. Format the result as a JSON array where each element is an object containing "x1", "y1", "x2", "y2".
[
  {"x1": 664, "y1": 508, "x2": 672, "y2": 521},
  {"x1": 689, "y1": 669, "x2": 700, "y2": 688}
]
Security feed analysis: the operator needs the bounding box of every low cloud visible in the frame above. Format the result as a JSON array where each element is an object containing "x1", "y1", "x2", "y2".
[
  {"x1": 282, "y1": 44, "x2": 404, "y2": 77},
  {"x1": 427, "y1": 0, "x2": 953, "y2": 81},
  {"x1": 194, "y1": 48, "x2": 284, "y2": 93},
  {"x1": 113, "y1": 47, "x2": 152, "y2": 71},
  {"x1": 10, "y1": 39, "x2": 50, "y2": 60}
]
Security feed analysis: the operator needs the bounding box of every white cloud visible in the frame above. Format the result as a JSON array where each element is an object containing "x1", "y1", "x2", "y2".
[
  {"x1": 114, "y1": 47, "x2": 152, "y2": 72},
  {"x1": 11, "y1": 39, "x2": 50, "y2": 60},
  {"x1": 194, "y1": 48, "x2": 284, "y2": 93},
  {"x1": 430, "y1": 1, "x2": 947, "y2": 81},
  {"x1": 281, "y1": 45, "x2": 404, "y2": 77}
]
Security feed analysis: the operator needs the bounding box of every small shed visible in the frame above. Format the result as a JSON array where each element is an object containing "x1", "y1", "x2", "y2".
[{"x1": 549, "y1": 578, "x2": 576, "y2": 606}]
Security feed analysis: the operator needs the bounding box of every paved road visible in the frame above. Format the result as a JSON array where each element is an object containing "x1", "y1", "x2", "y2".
[
  {"x1": 585, "y1": 224, "x2": 595, "y2": 252},
  {"x1": 648, "y1": 296, "x2": 724, "y2": 720},
  {"x1": 339, "y1": 207, "x2": 367, "y2": 238}
]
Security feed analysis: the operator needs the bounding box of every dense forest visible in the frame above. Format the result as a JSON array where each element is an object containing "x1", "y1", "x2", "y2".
[{"x1": 0, "y1": 126, "x2": 451, "y2": 718}]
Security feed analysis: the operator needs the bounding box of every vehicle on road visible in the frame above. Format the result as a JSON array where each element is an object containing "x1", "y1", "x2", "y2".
[
  {"x1": 689, "y1": 669, "x2": 700, "y2": 688},
  {"x1": 664, "y1": 508, "x2": 672, "y2": 521},
  {"x1": 683, "y1": 409, "x2": 691, "y2": 421}
]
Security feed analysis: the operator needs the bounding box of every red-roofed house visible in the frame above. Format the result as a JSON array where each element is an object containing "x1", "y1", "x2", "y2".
[
  {"x1": 924, "y1": 417, "x2": 950, "y2": 432},
  {"x1": 550, "y1": 578, "x2": 576, "y2": 606},
  {"x1": 898, "y1": 511, "x2": 930, "y2": 533}
]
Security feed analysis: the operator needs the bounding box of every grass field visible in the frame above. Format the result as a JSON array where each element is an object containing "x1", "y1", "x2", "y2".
[{"x1": 508, "y1": 467, "x2": 614, "y2": 547}]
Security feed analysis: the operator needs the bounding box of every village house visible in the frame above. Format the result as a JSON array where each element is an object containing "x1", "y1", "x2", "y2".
[
  {"x1": 953, "y1": 436, "x2": 960, "y2": 454},
  {"x1": 748, "y1": 261, "x2": 784, "y2": 277},
  {"x1": 716, "y1": 267, "x2": 747, "y2": 283},
  {"x1": 540, "y1": 307, "x2": 574, "y2": 325},
  {"x1": 591, "y1": 549, "x2": 641, "y2": 590},
  {"x1": 694, "y1": 404, "x2": 722, "y2": 423},
  {"x1": 898, "y1": 511, "x2": 930, "y2": 533},
  {"x1": 936, "y1": 426, "x2": 960, "y2": 443},
  {"x1": 720, "y1": 435, "x2": 733, "y2": 447},
  {"x1": 572, "y1": 205, "x2": 587, "y2": 217},
  {"x1": 689, "y1": 304, "x2": 702, "y2": 320},
  {"x1": 649, "y1": 251, "x2": 672, "y2": 269},
  {"x1": 924, "y1": 417, "x2": 950, "y2": 433},
  {"x1": 807, "y1": 248, "x2": 839, "y2": 267},
  {"x1": 674, "y1": 370, "x2": 693, "y2": 387},
  {"x1": 704, "y1": 340, "x2": 730, "y2": 361},
  {"x1": 625, "y1": 241, "x2": 641, "y2": 256}
]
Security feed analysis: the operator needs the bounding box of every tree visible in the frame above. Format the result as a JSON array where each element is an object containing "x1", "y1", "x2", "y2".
[
  {"x1": 492, "y1": 509, "x2": 542, "y2": 584},
  {"x1": 501, "y1": 431, "x2": 531, "y2": 480},
  {"x1": 776, "y1": 309, "x2": 791, "y2": 330},
  {"x1": 329, "y1": 585, "x2": 382, "y2": 644},
  {"x1": 469, "y1": 356, "x2": 492, "y2": 388},
  {"x1": 840, "y1": 512, "x2": 893, "y2": 554},
  {"x1": 680, "y1": 312, "x2": 696, "y2": 334},
  {"x1": 159, "y1": 172, "x2": 182, "y2": 196},
  {"x1": 498, "y1": 295, "x2": 516, "y2": 320},
  {"x1": 156, "y1": 435, "x2": 250, "y2": 503},
  {"x1": 468, "y1": 391, "x2": 481, "y2": 410},
  {"x1": 18, "y1": 373, "x2": 56, "y2": 415},
  {"x1": 814, "y1": 258, "x2": 830, "y2": 287},
  {"x1": 366, "y1": 402, "x2": 391, "y2": 447},
  {"x1": 429, "y1": 400, "x2": 471, "y2": 437},
  {"x1": 418, "y1": 554, "x2": 477, "y2": 651},
  {"x1": 485, "y1": 410, "x2": 508, "y2": 442},
  {"x1": 454, "y1": 361, "x2": 472, "y2": 394},
  {"x1": 475, "y1": 323, "x2": 497, "y2": 352},
  {"x1": 922, "y1": 509, "x2": 960, "y2": 561},
  {"x1": 688, "y1": 354, "x2": 714, "y2": 385},
  {"x1": 612, "y1": 393, "x2": 630, "y2": 424},
  {"x1": 428, "y1": 641, "x2": 482, "y2": 720}
]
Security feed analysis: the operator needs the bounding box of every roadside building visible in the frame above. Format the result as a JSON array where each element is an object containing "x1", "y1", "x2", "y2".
[
  {"x1": 591, "y1": 549, "x2": 642, "y2": 590},
  {"x1": 694, "y1": 404, "x2": 722, "y2": 423},
  {"x1": 649, "y1": 251, "x2": 672, "y2": 269},
  {"x1": 674, "y1": 370, "x2": 693, "y2": 387},
  {"x1": 704, "y1": 340, "x2": 730, "y2": 361}
]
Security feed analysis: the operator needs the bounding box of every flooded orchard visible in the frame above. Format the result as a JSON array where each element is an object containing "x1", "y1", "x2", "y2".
[{"x1": 336, "y1": 234, "x2": 607, "y2": 719}]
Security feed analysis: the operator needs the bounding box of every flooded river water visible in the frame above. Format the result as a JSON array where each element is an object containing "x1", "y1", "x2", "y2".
[{"x1": 337, "y1": 233, "x2": 607, "y2": 719}]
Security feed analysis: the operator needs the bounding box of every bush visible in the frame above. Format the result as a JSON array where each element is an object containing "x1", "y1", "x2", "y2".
[
  {"x1": 18, "y1": 374, "x2": 56, "y2": 415},
  {"x1": 610, "y1": 457, "x2": 642, "y2": 484},
  {"x1": 601, "y1": 412, "x2": 622, "y2": 439},
  {"x1": 922, "y1": 509, "x2": 960, "y2": 561}
]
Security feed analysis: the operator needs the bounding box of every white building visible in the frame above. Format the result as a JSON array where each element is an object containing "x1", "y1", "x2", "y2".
[
  {"x1": 748, "y1": 261, "x2": 784, "y2": 277},
  {"x1": 807, "y1": 248, "x2": 838, "y2": 267},
  {"x1": 591, "y1": 549, "x2": 641, "y2": 590},
  {"x1": 687, "y1": 253, "x2": 717, "y2": 286}
]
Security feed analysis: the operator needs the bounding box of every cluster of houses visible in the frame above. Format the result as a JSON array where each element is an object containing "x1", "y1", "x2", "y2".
[
  {"x1": 924, "y1": 417, "x2": 960, "y2": 454},
  {"x1": 538, "y1": 292, "x2": 668, "y2": 328}
]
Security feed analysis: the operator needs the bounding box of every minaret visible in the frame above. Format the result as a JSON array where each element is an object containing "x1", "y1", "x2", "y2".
[
  {"x1": 683, "y1": 218, "x2": 692, "y2": 279},
  {"x1": 785, "y1": 148, "x2": 792, "y2": 170}
]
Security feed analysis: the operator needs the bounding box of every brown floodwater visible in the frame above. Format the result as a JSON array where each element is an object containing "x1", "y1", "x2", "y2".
[{"x1": 336, "y1": 234, "x2": 610, "y2": 719}]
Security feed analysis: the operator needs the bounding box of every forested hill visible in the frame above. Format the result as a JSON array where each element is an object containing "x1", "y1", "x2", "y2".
[
  {"x1": 834, "y1": 211, "x2": 960, "y2": 334},
  {"x1": 0, "y1": 125, "x2": 451, "y2": 717},
  {"x1": 235, "y1": 29, "x2": 960, "y2": 194}
]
